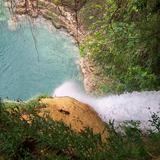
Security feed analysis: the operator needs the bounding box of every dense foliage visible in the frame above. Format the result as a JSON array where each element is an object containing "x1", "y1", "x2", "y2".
[
  {"x1": 0, "y1": 99, "x2": 160, "y2": 159},
  {"x1": 80, "y1": 0, "x2": 160, "y2": 93}
]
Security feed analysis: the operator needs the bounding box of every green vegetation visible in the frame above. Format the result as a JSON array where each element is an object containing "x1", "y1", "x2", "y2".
[
  {"x1": 80, "y1": 0, "x2": 160, "y2": 93},
  {"x1": 0, "y1": 99, "x2": 160, "y2": 159},
  {"x1": 48, "y1": 0, "x2": 160, "y2": 93}
]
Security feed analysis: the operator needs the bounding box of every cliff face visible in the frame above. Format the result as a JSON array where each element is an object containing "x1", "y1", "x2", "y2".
[
  {"x1": 40, "y1": 97, "x2": 108, "y2": 140},
  {"x1": 13, "y1": 0, "x2": 86, "y2": 43}
]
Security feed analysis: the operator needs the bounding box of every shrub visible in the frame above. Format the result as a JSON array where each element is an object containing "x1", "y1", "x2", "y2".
[{"x1": 81, "y1": 0, "x2": 160, "y2": 93}]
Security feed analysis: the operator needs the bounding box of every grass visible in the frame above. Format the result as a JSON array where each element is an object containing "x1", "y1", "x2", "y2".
[{"x1": 0, "y1": 98, "x2": 160, "y2": 160}]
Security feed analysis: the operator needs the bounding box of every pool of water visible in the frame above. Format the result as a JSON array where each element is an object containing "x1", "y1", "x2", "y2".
[{"x1": 0, "y1": 2, "x2": 81, "y2": 100}]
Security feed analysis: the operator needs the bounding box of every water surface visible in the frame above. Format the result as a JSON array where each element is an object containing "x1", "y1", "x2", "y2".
[{"x1": 0, "y1": 5, "x2": 80, "y2": 100}]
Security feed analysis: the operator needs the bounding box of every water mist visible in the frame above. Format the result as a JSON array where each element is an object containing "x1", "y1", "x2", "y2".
[{"x1": 53, "y1": 81, "x2": 160, "y2": 130}]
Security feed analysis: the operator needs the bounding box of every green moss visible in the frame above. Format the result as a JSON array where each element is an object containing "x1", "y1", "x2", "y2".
[{"x1": 42, "y1": 10, "x2": 64, "y2": 29}]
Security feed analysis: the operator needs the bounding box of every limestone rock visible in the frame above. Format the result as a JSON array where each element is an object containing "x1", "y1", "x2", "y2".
[{"x1": 40, "y1": 97, "x2": 108, "y2": 140}]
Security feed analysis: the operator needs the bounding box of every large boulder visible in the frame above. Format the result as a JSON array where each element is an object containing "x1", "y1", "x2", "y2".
[{"x1": 40, "y1": 96, "x2": 108, "y2": 140}]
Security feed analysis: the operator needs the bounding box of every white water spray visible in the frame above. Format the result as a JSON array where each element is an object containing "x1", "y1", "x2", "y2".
[{"x1": 53, "y1": 81, "x2": 160, "y2": 129}]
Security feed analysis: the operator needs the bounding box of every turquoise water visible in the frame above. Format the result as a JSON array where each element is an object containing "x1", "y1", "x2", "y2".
[{"x1": 0, "y1": 7, "x2": 80, "y2": 100}]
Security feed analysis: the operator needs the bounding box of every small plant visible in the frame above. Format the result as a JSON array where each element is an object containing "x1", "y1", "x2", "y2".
[{"x1": 149, "y1": 112, "x2": 160, "y2": 132}]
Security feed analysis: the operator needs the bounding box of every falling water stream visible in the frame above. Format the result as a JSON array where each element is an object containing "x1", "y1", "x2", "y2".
[{"x1": 54, "y1": 81, "x2": 160, "y2": 129}]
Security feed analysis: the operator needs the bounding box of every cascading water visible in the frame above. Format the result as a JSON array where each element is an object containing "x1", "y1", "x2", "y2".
[
  {"x1": 54, "y1": 81, "x2": 160, "y2": 129},
  {"x1": 0, "y1": 1, "x2": 81, "y2": 100}
]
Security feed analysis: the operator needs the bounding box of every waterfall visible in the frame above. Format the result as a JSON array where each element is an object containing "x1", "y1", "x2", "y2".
[{"x1": 53, "y1": 81, "x2": 160, "y2": 130}]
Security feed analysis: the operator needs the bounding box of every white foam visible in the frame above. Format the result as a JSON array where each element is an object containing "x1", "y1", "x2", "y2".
[{"x1": 53, "y1": 81, "x2": 160, "y2": 129}]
